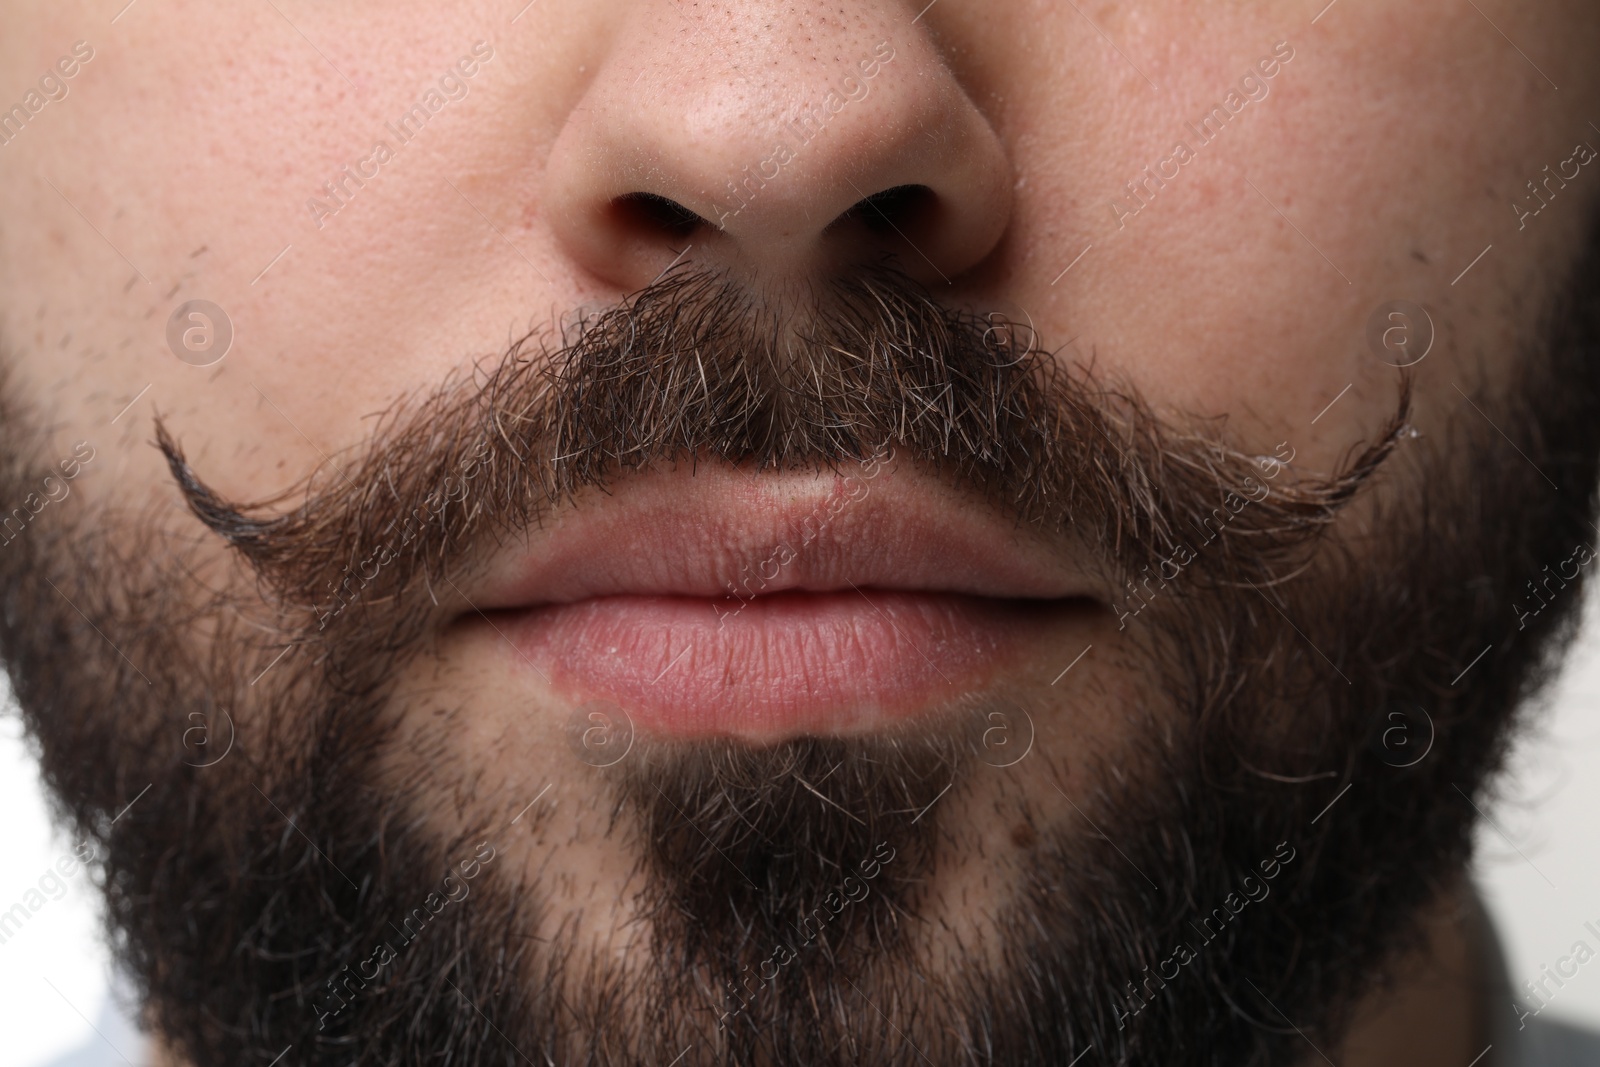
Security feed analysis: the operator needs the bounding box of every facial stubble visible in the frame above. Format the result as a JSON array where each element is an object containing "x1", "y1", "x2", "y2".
[{"x1": 1, "y1": 259, "x2": 1598, "y2": 1066}]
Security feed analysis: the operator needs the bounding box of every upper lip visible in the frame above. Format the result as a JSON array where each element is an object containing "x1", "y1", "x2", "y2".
[{"x1": 468, "y1": 457, "x2": 1091, "y2": 610}]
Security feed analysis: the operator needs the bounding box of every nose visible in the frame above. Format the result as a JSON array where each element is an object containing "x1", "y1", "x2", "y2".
[{"x1": 542, "y1": 2, "x2": 1013, "y2": 293}]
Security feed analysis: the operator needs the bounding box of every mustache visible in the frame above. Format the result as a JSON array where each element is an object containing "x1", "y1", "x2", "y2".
[
  {"x1": 6, "y1": 218, "x2": 1593, "y2": 1067},
  {"x1": 155, "y1": 264, "x2": 1409, "y2": 640}
]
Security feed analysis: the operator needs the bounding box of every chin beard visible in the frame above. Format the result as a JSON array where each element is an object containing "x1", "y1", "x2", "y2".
[{"x1": 1, "y1": 248, "x2": 1599, "y2": 1066}]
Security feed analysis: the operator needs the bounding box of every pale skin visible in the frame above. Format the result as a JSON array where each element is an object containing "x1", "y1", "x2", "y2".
[{"x1": 2, "y1": 1, "x2": 1597, "y2": 1064}]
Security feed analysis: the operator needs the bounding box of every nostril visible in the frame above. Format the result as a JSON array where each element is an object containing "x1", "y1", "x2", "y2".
[
  {"x1": 830, "y1": 184, "x2": 937, "y2": 237},
  {"x1": 611, "y1": 192, "x2": 708, "y2": 242}
]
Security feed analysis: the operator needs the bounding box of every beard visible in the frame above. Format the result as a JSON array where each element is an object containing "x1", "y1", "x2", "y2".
[{"x1": 2, "y1": 252, "x2": 1599, "y2": 1067}]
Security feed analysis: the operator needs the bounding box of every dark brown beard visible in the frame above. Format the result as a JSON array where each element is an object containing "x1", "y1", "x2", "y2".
[{"x1": 1, "y1": 250, "x2": 1598, "y2": 1067}]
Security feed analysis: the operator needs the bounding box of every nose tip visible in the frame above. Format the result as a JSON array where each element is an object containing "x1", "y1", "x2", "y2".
[{"x1": 542, "y1": 6, "x2": 1013, "y2": 292}]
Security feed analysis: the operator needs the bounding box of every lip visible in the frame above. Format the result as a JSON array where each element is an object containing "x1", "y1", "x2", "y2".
[{"x1": 466, "y1": 456, "x2": 1095, "y2": 739}]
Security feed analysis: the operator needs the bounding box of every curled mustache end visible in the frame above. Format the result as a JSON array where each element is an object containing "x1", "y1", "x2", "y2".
[{"x1": 155, "y1": 418, "x2": 290, "y2": 559}]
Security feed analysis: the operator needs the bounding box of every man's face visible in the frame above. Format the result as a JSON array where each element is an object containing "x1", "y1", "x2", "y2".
[{"x1": 2, "y1": 2, "x2": 1599, "y2": 1065}]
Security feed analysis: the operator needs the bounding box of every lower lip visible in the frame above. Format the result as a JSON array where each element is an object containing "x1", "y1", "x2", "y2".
[{"x1": 495, "y1": 591, "x2": 1059, "y2": 740}]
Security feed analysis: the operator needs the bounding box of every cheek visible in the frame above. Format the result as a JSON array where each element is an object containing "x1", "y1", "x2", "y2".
[{"x1": 1007, "y1": 1, "x2": 1598, "y2": 480}]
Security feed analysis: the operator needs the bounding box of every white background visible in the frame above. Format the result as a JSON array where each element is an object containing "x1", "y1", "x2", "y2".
[{"x1": 3, "y1": 596, "x2": 1600, "y2": 1065}]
